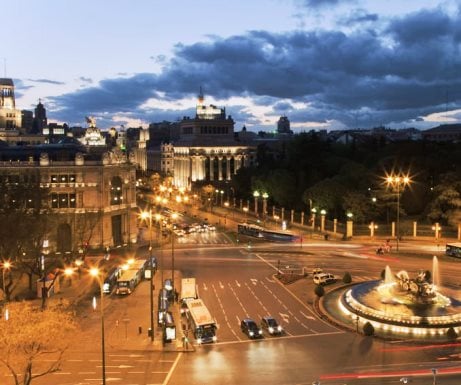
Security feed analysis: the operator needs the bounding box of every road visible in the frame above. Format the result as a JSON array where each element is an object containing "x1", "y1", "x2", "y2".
[{"x1": 20, "y1": 231, "x2": 461, "y2": 385}]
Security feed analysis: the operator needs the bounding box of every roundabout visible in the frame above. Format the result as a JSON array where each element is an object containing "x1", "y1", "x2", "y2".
[{"x1": 321, "y1": 256, "x2": 461, "y2": 339}]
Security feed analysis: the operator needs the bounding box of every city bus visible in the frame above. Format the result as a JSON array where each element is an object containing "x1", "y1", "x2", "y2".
[
  {"x1": 184, "y1": 298, "x2": 217, "y2": 344},
  {"x1": 103, "y1": 266, "x2": 121, "y2": 294},
  {"x1": 237, "y1": 223, "x2": 299, "y2": 242},
  {"x1": 180, "y1": 278, "x2": 198, "y2": 303},
  {"x1": 180, "y1": 278, "x2": 198, "y2": 314},
  {"x1": 446, "y1": 243, "x2": 461, "y2": 258},
  {"x1": 115, "y1": 260, "x2": 147, "y2": 295},
  {"x1": 237, "y1": 223, "x2": 264, "y2": 238}
]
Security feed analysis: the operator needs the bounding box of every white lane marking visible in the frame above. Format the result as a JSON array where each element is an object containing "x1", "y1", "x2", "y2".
[
  {"x1": 300, "y1": 310, "x2": 316, "y2": 320},
  {"x1": 162, "y1": 353, "x2": 182, "y2": 385}
]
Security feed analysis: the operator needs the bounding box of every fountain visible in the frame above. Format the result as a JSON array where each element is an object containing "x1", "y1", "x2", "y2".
[{"x1": 336, "y1": 256, "x2": 461, "y2": 338}]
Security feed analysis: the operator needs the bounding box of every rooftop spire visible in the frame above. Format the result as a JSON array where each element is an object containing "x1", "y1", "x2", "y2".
[{"x1": 198, "y1": 86, "x2": 204, "y2": 105}]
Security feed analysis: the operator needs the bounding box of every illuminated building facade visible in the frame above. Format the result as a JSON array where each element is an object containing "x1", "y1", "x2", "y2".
[
  {"x1": 0, "y1": 144, "x2": 138, "y2": 253},
  {"x1": 0, "y1": 78, "x2": 22, "y2": 130},
  {"x1": 172, "y1": 92, "x2": 256, "y2": 189}
]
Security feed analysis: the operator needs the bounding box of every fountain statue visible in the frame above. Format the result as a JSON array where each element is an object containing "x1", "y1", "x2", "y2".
[{"x1": 336, "y1": 256, "x2": 461, "y2": 338}]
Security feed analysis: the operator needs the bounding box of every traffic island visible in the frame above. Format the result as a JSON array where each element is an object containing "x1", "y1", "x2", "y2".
[{"x1": 275, "y1": 272, "x2": 307, "y2": 285}]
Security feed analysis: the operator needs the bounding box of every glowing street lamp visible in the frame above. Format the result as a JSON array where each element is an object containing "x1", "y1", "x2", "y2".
[
  {"x1": 90, "y1": 268, "x2": 106, "y2": 385},
  {"x1": 2, "y1": 261, "x2": 11, "y2": 301},
  {"x1": 432, "y1": 223, "x2": 441, "y2": 240},
  {"x1": 320, "y1": 209, "x2": 326, "y2": 232},
  {"x1": 253, "y1": 190, "x2": 260, "y2": 215},
  {"x1": 385, "y1": 173, "x2": 411, "y2": 251},
  {"x1": 262, "y1": 192, "x2": 269, "y2": 226},
  {"x1": 311, "y1": 208, "x2": 317, "y2": 230}
]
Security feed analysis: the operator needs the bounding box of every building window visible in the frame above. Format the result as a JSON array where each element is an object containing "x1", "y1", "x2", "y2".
[
  {"x1": 50, "y1": 174, "x2": 76, "y2": 183},
  {"x1": 110, "y1": 177, "x2": 123, "y2": 205},
  {"x1": 51, "y1": 193, "x2": 76, "y2": 208}
]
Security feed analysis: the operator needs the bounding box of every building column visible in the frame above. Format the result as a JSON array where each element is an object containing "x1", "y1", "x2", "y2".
[
  {"x1": 226, "y1": 157, "x2": 231, "y2": 180},
  {"x1": 209, "y1": 156, "x2": 214, "y2": 181},
  {"x1": 218, "y1": 157, "x2": 223, "y2": 180}
]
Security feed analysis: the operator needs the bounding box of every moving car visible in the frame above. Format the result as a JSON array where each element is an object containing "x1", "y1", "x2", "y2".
[
  {"x1": 313, "y1": 273, "x2": 337, "y2": 285},
  {"x1": 261, "y1": 316, "x2": 283, "y2": 335},
  {"x1": 240, "y1": 318, "x2": 263, "y2": 339}
]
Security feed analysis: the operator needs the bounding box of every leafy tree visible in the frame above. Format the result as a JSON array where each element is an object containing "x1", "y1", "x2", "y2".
[
  {"x1": 427, "y1": 172, "x2": 461, "y2": 225},
  {"x1": 302, "y1": 178, "x2": 345, "y2": 215},
  {"x1": 314, "y1": 284, "x2": 325, "y2": 297},
  {"x1": 342, "y1": 272, "x2": 352, "y2": 284},
  {"x1": 363, "y1": 321, "x2": 374, "y2": 336},
  {"x1": 0, "y1": 301, "x2": 77, "y2": 385}
]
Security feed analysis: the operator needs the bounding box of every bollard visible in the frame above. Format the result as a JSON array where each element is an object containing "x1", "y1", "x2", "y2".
[{"x1": 138, "y1": 326, "x2": 142, "y2": 335}]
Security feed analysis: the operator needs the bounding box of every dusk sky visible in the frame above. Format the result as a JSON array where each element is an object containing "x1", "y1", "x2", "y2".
[{"x1": 3, "y1": 0, "x2": 461, "y2": 132}]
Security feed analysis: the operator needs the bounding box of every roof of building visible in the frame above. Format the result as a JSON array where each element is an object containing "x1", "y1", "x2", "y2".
[{"x1": 0, "y1": 78, "x2": 14, "y2": 86}]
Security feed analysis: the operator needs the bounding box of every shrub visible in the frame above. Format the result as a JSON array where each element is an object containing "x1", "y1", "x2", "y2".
[
  {"x1": 343, "y1": 272, "x2": 352, "y2": 284},
  {"x1": 363, "y1": 321, "x2": 374, "y2": 336},
  {"x1": 314, "y1": 284, "x2": 325, "y2": 297},
  {"x1": 447, "y1": 327, "x2": 458, "y2": 340}
]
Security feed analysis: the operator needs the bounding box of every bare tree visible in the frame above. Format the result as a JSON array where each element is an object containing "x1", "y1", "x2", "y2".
[
  {"x1": 73, "y1": 210, "x2": 102, "y2": 260},
  {"x1": 0, "y1": 301, "x2": 77, "y2": 385},
  {"x1": 0, "y1": 170, "x2": 50, "y2": 296}
]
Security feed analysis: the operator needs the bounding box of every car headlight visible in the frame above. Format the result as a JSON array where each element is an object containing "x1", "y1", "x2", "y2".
[
  {"x1": 277, "y1": 325, "x2": 282, "y2": 332},
  {"x1": 249, "y1": 331, "x2": 254, "y2": 336},
  {"x1": 212, "y1": 336, "x2": 217, "y2": 342},
  {"x1": 258, "y1": 330, "x2": 263, "y2": 335},
  {"x1": 197, "y1": 338, "x2": 202, "y2": 344},
  {"x1": 268, "y1": 327, "x2": 274, "y2": 333}
]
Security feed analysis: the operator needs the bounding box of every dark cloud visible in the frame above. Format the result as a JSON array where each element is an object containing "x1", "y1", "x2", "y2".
[
  {"x1": 78, "y1": 77, "x2": 93, "y2": 84},
  {"x1": 300, "y1": 0, "x2": 356, "y2": 8},
  {"x1": 27, "y1": 78, "x2": 65, "y2": 85},
  {"x1": 273, "y1": 101, "x2": 294, "y2": 113},
  {"x1": 49, "y1": 7, "x2": 461, "y2": 130},
  {"x1": 340, "y1": 9, "x2": 378, "y2": 25}
]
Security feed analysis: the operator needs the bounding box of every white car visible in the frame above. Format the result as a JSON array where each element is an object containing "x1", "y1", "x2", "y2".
[
  {"x1": 313, "y1": 273, "x2": 337, "y2": 285},
  {"x1": 312, "y1": 268, "x2": 323, "y2": 277}
]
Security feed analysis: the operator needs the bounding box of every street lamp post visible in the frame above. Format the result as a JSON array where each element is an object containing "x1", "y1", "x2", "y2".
[
  {"x1": 262, "y1": 192, "x2": 268, "y2": 227},
  {"x1": 320, "y1": 209, "x2": 326, "y2": 232},
  {"x1": 431, "y1": 368, "x2": 437, "y2": 385},
  {"x1": 2, "y1": 261, "x2": 11, "y2": 301},
  {"x1": 311, "y1": 208, "x2": 317, "y2": 230},
  {"x1": 386, "y1": 174, "x2": 411, "y2": 252},
  {"x1": 140, "y1": 209, "x2": 155, "y2": 342},
  {"x1": 253, "y1": 190, "x2": 260, "y2": 216},
  {"x1": 90, "y1": 268, "x2": 106, "y2": 385},
  {"x1": 170, "y1": 212, "x2": 178, "y2": 294},
  {"x1": 155, "y1": 213, "x2": 164, "y2": 285}
]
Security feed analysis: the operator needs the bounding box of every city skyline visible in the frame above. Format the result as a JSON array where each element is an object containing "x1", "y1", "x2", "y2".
[{"x1": 3, "y1": 0, "x2": 461, "y2": 132}]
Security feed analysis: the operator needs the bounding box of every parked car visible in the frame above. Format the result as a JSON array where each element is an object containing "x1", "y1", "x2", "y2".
[
  {"x1": 261, "y1": 316, "x2": 283, "y2": 335},
  {"x1": 240, "y1": 318, "x2": 263, "y2": 339},
  {"x1": 312, "y1": 268, "x2": 323, "y2": 277},
  {"x1": 313, "y1": 273, "x2": 337, "y2": 285}
]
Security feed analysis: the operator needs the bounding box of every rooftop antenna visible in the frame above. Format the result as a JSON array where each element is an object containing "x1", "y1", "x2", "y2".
[{"x1": 198, "y1": 86, "x2": 204, "y2": 104}]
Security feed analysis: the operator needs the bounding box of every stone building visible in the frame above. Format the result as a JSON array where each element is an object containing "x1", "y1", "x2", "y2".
[
  {"x1": 171, "y1": 92, "x2": 256, "y2": 189},
  {"x1": 0, "y1": 141, "x2": 138, "y2": 254}
]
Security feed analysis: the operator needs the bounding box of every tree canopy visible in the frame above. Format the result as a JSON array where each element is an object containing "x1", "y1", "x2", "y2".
[{"x1": 0, "y1": 301, "x2": 77, "y2": 385}]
